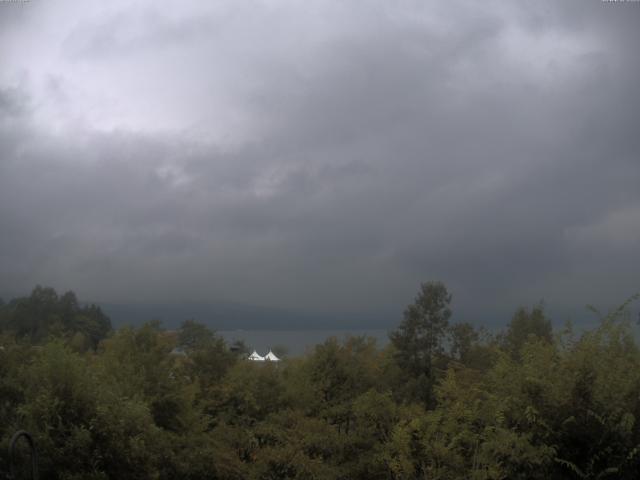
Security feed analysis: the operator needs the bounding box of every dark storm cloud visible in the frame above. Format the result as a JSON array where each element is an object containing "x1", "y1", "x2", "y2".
[{"x1": 0, "y1": 0, "x2": 638, "y2": 325}]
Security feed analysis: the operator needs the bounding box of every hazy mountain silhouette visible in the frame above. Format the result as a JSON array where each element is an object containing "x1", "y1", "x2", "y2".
[{"x1": 97, "y1": 300, "x2": 397, "y2": 331}]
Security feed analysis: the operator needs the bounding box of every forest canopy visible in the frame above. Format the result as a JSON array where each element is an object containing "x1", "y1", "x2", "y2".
[{"x1": 0, "y1": 284, "x2": 639, "y2": 479}]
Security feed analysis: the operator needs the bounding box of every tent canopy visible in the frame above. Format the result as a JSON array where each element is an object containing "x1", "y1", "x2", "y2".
[
  {"x1": 248, "y1": 350, "x2": 280, "y2": 362},
  {"x1": 264, "y1": 350, "x2": 280, "y2": 362},
  {"x1": 248, "y1": 350, "x2": 265, "y2": 361}
]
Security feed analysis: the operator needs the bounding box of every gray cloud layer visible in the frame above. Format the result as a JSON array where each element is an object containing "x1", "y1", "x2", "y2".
[{"x1": 1, "y1": 0, "x2": 638, "y2": 325}]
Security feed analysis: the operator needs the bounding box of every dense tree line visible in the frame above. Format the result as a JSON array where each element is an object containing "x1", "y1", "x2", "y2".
[
  {"x1": 0, "y1": 284, "x2": 639, "y2": 479},
  {"x1": 0, "y1": 286, "x2": 111, "y2": 349}
]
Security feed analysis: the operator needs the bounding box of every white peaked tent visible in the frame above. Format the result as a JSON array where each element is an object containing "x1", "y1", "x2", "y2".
[
  {"x1": 247, "y1": 350, "x2": 281, "y2": 362},
  {"x1": 248, "y1": 350, "x2": 265, "y2": 361},
  {"x1": 264, "y1": 350, "x2": 280, "y2": 362}
]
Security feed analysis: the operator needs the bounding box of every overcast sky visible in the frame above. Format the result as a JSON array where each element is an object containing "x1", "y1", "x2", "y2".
[{"x1": 1, "y1": 0, "x2": 638, "y2": 326}]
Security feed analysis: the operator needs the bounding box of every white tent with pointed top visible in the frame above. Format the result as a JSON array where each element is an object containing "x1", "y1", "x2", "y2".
[
  {"x1": 248, "y1": 350, "x2": 265, "y2": 361},
  {"x1": 264, "y1": 350, "x2": 280, "y2": 362}
]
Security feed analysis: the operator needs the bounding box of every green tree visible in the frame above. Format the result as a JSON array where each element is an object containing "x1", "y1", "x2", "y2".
[
  {"x1": 229, "y1": 339, "x2": 250, "y2": 358},
  {"x1": 0, "y1": 286, "x2": 111, "y2": 348},
  {"x1": 448, "y1": 322, "x2": 479, "y2": 364},
  {"x1": 177, "y1": 319, "x2": 237, "y2": 396},
  {"x1": 303, "y1": 336, "x2": 380, "y2": 433},
  {"x1": 389, "y1": 281, "x2": 452, "y2": 406},
  {"x1": 502, "y1": 304, "x2": 552, "y2": 358},
  {"x1": 98, "y1": 322, "x2": 198, "y2": 434},
  {"x1": 13, "y1": 342, "x2": 166, "y2": 479},
  {"x1": 178, "y1": 319, "x2": 215, "y2": 351}
]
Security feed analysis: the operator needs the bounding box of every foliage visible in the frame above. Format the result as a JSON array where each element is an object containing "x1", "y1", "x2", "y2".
[
  {"x1": 0, "y1": 285, "x2": 639, "y2": 479},
  {"x1": 501, "y1": 304, "x2": 552, "y2": 358},
  {"x1": 389, "y1": 281, "x2": 452, "y2": 406},
  {"x1": 0, "y1": 286, "x2": 111, "y2": 348}
]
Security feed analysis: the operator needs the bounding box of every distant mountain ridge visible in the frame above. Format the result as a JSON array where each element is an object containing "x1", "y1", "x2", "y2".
[{"x1": 97, "y1": 300, "x2": 396, "y2": 331}]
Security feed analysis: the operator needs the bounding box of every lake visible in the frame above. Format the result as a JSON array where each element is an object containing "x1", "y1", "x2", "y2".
[{"x1": 218, "y1": 329, "x2": 391, "y2": 356}]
